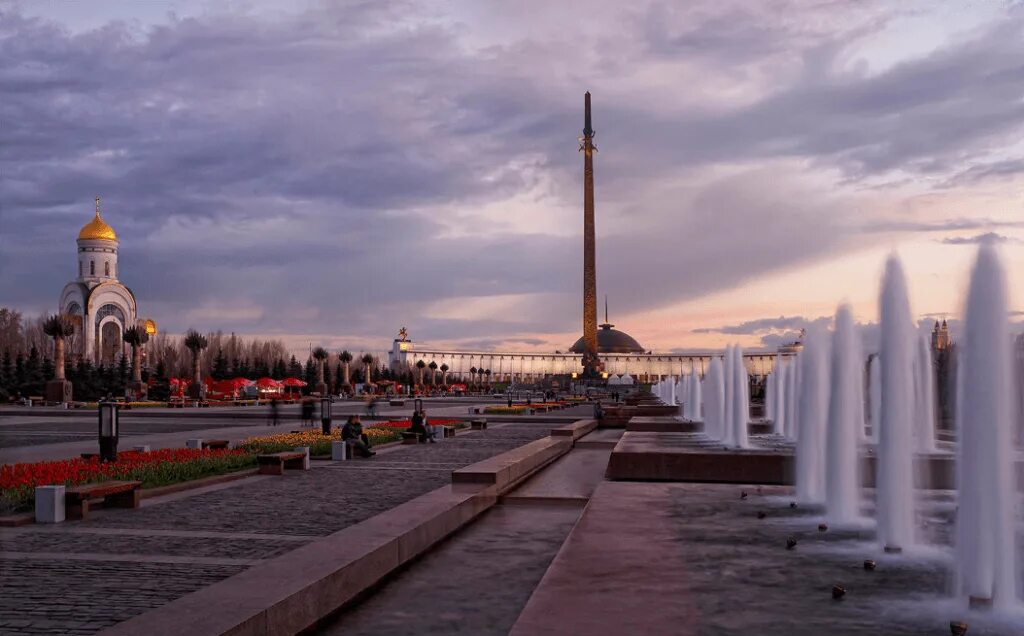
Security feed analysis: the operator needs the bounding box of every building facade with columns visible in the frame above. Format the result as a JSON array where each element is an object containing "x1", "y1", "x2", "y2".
[
  {"x1": 389, "y1": 334, "x2": 793, "y2": 385},
  {"x1": 58, "y1": 198, "x2": 156, "y2": 365}
]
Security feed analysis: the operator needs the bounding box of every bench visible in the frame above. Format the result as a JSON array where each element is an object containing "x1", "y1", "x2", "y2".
[
  {"x1": 440, "y1": 426, "x2": 456, "y2": 439},
  {"x1": 401, "y1": 432, "x2": 421, "y2": 445},
  {"x1": 471, "y1": 419, "x2": 488, "y2": 430},
  {"x1": 257, "y1": 451, "x2": 309, "y2": 475},
  {"x1": 202, "y1": 439, "x2": 230, "y2": 450},
  {"x1": 389, "y1": 400, "x2": 405, "y2": 407},
  {"x1": 65, "y1": 480, "x2": 142, "y2": 520}
]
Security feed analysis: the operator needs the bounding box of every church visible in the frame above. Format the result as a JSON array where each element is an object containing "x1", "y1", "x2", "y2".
[{"x1": 58, "y1": 197, "x2": 156, "y2": 364}]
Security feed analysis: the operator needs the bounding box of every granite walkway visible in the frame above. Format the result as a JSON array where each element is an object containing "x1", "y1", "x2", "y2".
[{"x1": 0, "y1": 423, "x2": 550, "y2": 636}]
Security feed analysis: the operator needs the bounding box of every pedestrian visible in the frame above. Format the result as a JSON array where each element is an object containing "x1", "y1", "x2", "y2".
[
  {"x1": 342, "y1": 415, "x2": 375, "y2": 457},
  {"x1": 268, "y1": 397, "x2": 280, "y2": 426},
  {"x1": 301, "y1": 398, "x2": 314, "y2": 427}
]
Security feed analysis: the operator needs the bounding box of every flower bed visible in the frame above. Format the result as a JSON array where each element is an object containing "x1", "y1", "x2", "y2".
[
  {"x1": 238, "y1": 427, "x2": 403, "y2": 456},
  {"x1": 78, "y1": 401, "x2": 170, "y2": 409},
  {"x1": 483, "y1": 405, "x2": 531, "y2": 414},
  {"x1": 373, "y1": 418, "x2": 465, "y2": 429},
  {"x1": 0, "y1": 449, "x2": 256, "y2": 514}
]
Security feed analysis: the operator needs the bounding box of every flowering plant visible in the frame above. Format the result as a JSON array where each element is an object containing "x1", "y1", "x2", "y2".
[{"x1": 0, "y1": 449, "x2": 256, "y2": 514}]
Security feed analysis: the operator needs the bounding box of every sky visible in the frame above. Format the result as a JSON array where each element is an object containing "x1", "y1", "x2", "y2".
[{"x1": 1, "y1": 0, "x2": 1022, "y2": 356}]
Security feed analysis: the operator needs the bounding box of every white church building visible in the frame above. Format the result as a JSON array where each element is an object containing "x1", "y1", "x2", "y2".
[{"x1": 58, "y1": 197, "x2": 156, "y2": 364}]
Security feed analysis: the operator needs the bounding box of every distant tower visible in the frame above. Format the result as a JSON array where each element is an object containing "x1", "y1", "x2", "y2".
[
  {"x1": 580, "y1": 91, "x2": 601, "y2": 377},
  {"x1": 931, "y1": 319, "x2": 951, "y2": 351}
]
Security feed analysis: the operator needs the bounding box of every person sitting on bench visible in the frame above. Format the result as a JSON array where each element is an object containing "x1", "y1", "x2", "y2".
[
  {"x1": 341, "y1": 416, "x2": 375, "y2": 457},
  {"x1": 408, "y1": 409, "x2": 436, "y2": 444}
]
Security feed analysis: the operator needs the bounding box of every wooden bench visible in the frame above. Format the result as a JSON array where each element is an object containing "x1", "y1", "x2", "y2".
[
  {"x1": 202, "y1": 439, "x2": 230, "y2": 450},
  {"x1": 65, "y1": 480, "x2": 142, "y2": 520},
  {"x1": 440, "y1": 426, "x2": 456, "y2": 439},
  {"x1": 389, "y1": 400, "x2": 405, "y2": 407},
  {"x1": 401, "y1": 432, "x2": 421, "y2": 444},
  {"x1": 257, "y1": 451, "x2": 308, "y2": 475},
  {"x1": 471, "y1": 419, "x2": 488, "y2": 430}
]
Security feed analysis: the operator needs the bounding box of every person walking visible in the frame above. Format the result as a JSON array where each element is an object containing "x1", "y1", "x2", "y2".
[{"x1": 268, "y1": 397, "x2": 280, "y2": 426}]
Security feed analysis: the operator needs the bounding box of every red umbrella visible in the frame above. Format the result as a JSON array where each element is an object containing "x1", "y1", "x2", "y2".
[
  {"x1": 282, "y1": 377, "x2": 307, "y2": 387},
  {"x1": 256, "y1": 377, "x2": 284, "y2": 391}
]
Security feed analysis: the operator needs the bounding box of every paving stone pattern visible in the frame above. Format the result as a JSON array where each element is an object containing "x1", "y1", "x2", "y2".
[
  {"x1": 0, "y1": 424, "x2": 552, "y2": 635},
  {"x1": 0, "y1": 559, "x2": 243, "y2": 636},
  {"x1": 0, "y1": 531, "x2": 301, "y2": 560}
]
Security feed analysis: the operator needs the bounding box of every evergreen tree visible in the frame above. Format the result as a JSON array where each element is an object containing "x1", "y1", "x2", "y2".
[
  {"x1": 303, "y1": 357, "x2": 316, "y2": 391},
  {"x1": 14, "y1": 353, "x2": 26, "y2": 395},
  {"x1": 287, "y1": 355, "x2": 303, "y2": 378},
  {"x1": 0, "y1": 348, "x2": 10, "y2": 394},
  {"x1": 212, "y1": 349, "x2": 229, "y2": 380},
  {"x1": 254, "y1": 357, "x2": 270, "y2": 379},
  {"x1": 272, "y1": 358, "x2": 286, "y2": 380},
  {"x1": 23, "y1": 347, "x2": 44, "y2": 396}
]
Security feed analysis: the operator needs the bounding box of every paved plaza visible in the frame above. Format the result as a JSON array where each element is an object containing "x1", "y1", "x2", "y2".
[{"x1": 0, "y1": 409, "x2": 559, "y2": 636}]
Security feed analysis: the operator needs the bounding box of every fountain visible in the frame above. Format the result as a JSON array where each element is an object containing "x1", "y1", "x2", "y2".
[
  {"x1": 704, "y1": 357, "x2": 725, "y2": 441},
  {"x1": 914, "y1": 335, "x2": 938, "y2": 453},
  {"x1": 825, "y1": 303, "x2": 863, "y2": 525},
  {"x1": 796, "y1": 329, "x2": 828, "y2": 504},
  {"x1": 732, "y1": 345, "x2": 750, "y2": 448},
  {"x1": 868, "y1": 354, "x2": 881, "y2": 442},
  {"x1": 785, "y1": 354, "x2": 799, "y2": 439},
  {"x1": 723, "y1": 346, "x2": 736, "y2": 446},
  {"x1": 689, "y1": 371, "x2": 702, "y2": 421},
  {"x1": 766, "y1": 370, "x2": 776, "y2": 425},
  {"x1": 955, "y1": 243, "x2": 1018, "y2": 609},
  {"x1": 876, "y1": 254, "x2": 916, "y2": 553},
  {"x1": 772, "y1": 354, "x2": 786, "y2": 436}
]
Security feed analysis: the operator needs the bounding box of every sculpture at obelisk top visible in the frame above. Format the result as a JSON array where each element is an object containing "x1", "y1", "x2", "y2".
[{"x1": 579, "y1": 92, "x2": 602, "y2": 378}]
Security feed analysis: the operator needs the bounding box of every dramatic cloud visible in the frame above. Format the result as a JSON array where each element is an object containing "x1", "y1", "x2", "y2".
[
  {"x1": 940, "y1": 232, "x2": 1021, "y2": 245},
  {"x1": 2, "y1": 1, "x2": 1023, "y2": 353}
]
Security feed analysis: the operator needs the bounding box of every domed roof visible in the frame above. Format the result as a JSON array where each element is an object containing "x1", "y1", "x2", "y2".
[
  {"x1": 569, "y1": 323, "x2": 645, "y2": 354},
  {"x1": 78, "y1": 198, "x2": 117, "y2": 242}
]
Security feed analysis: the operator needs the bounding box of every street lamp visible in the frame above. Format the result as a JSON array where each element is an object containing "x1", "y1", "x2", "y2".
[
  {"x1": 98, "y1": 400, "x2": 119, "y2": 462},
  {"x1": 321, "y1": 396, "x2": 332, "y2": 435},
  {"x1": 414, "y1": 398, "x2": 423, "y2": 413}
]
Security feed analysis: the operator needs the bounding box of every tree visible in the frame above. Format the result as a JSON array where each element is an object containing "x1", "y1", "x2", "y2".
[
  {"x1": 361, "y1": 353, "x2": 374, "y2": 384},
  {"x1": 484, "y1": 368, "x2": 492, "y2": 390},
  {"x1": 428, "y1": 361, "x2": 438, "y2": 386},
  {"x1": 339, "y1": 350, "x2": 353, "y2": 389},
  {"x1": 415, "y1": 359, "x2": 426, "y2": 387},
  {"x1": 440, "y1": 363, "x2": 449, "y2": 386},
  {"x1": 122, "y1": 326, "x2": 150, "y2": 386},
  {"x1": 184, "y1": 330, "x2": 209, "y2": 397},
  {"x1": 42, "y1": 314, "x2": 75, "y2": 383},
  {"x1": 312, "y1": 347, "x2": 328, "y2": 391},
  {"x1": 272, "y1": 358, "x2": 287, "y2": 380},
  {"x1": 303, "y1": 357, "x2": 317, "y2": 391},
  {"x1": 287, "y1": 355, "x2": 303, "y2": 378},
  {"x1": 469, "y1": 366, "x2": 478, "y2": 391},
  {"x1": 211, "y1": 349, "x2": 229, "y2": 380}
]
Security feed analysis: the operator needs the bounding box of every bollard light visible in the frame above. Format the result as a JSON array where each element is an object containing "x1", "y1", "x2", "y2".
[
  {"x1": 414, "y1": 398, "x2": 423, "y2": 413},
  {"x1": 98, "y1": 400, "x2": 119, "y2": 462},
  {"x1": 321, "y1": 396, "x2": 332, "y2": 435}
]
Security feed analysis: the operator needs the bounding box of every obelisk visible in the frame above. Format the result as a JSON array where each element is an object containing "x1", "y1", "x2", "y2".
[{"x1": 580, "y1": 91, "x2": 600, "y2": 377}]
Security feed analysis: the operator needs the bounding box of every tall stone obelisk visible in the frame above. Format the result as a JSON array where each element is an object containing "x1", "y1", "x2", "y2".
[{"x1": 580, "y1": 91, "x2": 601, "y2": 377}]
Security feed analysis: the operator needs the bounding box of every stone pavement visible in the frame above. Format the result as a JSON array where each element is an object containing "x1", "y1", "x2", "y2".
[{"x1": 0, "y1": 423, "x2": 551, "y2": 636}]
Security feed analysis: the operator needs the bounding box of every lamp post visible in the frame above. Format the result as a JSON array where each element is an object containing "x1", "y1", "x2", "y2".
[
  {"x1": 321, "y1": 396, "x2": 332, "y2": 435},
  {"x1": 98, "y1": 400, "x2": 119, "y2": 462},
  {"x1": 414, "y1": 398, "x2": 423, "y2": 414}
]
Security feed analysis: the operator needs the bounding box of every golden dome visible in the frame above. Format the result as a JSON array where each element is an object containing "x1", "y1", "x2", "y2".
[{"x1": 78, "y1": 197, "x2": 117, "y2": 241}]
